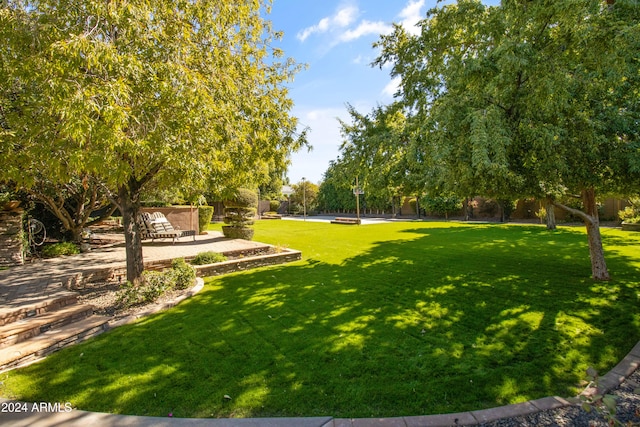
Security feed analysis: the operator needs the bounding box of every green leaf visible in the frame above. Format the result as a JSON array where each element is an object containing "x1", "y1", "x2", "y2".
[{"x1": 602, "y1": 395, "x2": 618, "y2": 413}]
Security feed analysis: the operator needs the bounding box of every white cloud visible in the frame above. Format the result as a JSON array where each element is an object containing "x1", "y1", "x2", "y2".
[
  {"x1": 334, "y1": 6, "x2": 358, "y2": 27},
  {"x1": 338, "y1": 20, "x2": 393, "y2": 43},
  {"x1": 381, "y1": 76, "x2": 401, "y2": 99},
  {"x1": 297, "y1": 2, "x2": 393, "y2": 46},
  {"x1": 297, "y1": 5, "x2": 358, "y2": 42},
  {"x1": 398, "y1": 0, "x2": 425, "y2": 36}
]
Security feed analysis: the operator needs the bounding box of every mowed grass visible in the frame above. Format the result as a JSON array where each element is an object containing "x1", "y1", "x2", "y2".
[{"x1": 1, "y1": 220, "x2": 639, "y2": 418}]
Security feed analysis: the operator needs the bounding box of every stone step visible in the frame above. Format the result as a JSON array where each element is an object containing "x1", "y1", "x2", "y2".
[
  {"x1": 0, "y1": 315, "x2": 111, "y2": 372},
  {"x1": 0, "y1": 304, "x2": 95, "y2": 348},
  {"x1": 0, "y1": 291, "x2": 79, "y2": 326}
]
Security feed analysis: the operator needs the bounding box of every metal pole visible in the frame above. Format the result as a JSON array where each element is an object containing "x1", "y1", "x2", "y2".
[
  {"x1": 302, "y1": 177, "x2": 306, "y2": 221},
  {"x1": 356, "y1": 176, "x2": 360, "y2": 223}
]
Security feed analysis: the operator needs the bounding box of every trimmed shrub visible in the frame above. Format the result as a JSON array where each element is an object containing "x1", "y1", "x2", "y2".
[
  {"x1": 407, "y1": 198, "x2": 417, "y2": 214},
  {"x1": 223, "y1": 188, "x2": 256, "y2": 240},
  {"x1": 198, "y1": 206, "x2": 214, "y2": 233},
  {"x1": 221, "y1": 226, "x2": 254, "y2": 240},
  {"x1": 116, "y1": 271, "x2": 169, "y2": 308},
  {"x1": 421, "y1": 194, "x2": 463, "y2": 219},
  {"x1": 41, "y1": 242, "x2": 80, "y2": 257},
  {"x1": 170, "y1": 258, "x2": 196, "y2": 290},
  {"x1": 619, "y1": 198, "x2": 640, "y2": 224},
  {"x1": 269, "y1": 200, "x2": 280, "y2": 212},
  {"x1": 222, "y1": 207, "x2": 256, "y2": 227},
  {"x1": 116, "y1": 258, "x2": 196, "y2": 308},
  {"x1": 224, "y1": 188, "x2": 258, "y2": 208},
  {"x1": 191, "y1": 251, "x2": 227, "y2": 265}
]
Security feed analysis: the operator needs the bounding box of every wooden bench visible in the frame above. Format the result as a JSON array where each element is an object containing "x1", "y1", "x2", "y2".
[
  {"x1": 138, "y1": 212, "x2": 196, "y2": 243},
  {"x1": 331, "y1": 217, "x2": 361, "y2": 225},
  {"x1": 261, "y1": 213, "x2": 282, "y2": 220}
]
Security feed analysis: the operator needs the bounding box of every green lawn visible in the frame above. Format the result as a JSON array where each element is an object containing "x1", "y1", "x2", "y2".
[{"x1": 2, "y1": 220, "x2": 639, "y2": 418}]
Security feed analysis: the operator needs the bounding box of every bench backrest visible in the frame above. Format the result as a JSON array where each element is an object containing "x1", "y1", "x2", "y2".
[{"x1": 138, "y1": 211, "x2": 179, "y2": 235}]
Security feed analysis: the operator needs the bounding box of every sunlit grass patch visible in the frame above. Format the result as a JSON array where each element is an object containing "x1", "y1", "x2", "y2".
[{"x1": 1, "y1": 220, "x2": 639, "y2": 418}]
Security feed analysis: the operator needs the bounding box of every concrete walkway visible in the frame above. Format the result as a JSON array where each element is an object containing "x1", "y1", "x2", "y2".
[
  {"x1": 0, "y1": 231, "x2": 639, "y2": 426},
  {"x1": 0, "y1": 232, "x2": 268, "y2": 313}
]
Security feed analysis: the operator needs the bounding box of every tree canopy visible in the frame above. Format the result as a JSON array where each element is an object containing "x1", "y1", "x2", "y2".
[
  {"x1": 319, "y1": 103, "x2": 427, "y2": 215},
  {"x1": 290, "y1": 180, "x2": 319, "y2": 215},
  {"x1": 372, "y1": 0, "x2": 640, "y2": 280},
  {"x1": 1, "y1": 0, "x2": 306, "y2": 281}
]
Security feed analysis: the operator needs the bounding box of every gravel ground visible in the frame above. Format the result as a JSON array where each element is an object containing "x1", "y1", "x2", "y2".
[
  {"x1": 76, "y1": 280, "x2": 189, "y2": 321},
  {"x1": 479, "y1": 369, "x2": 640, "y2": 427}
]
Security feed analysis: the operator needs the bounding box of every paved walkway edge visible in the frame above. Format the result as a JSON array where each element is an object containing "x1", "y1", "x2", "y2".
[{"x1": 1, "y1": 340, "x2": 638, "y2": 426}]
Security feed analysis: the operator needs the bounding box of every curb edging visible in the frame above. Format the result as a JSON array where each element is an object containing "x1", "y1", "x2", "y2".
[
  {"x1": 327, "y1": 340, "x2": 640, "y2": 426},
  {"x1": 1, "y1": 341, "x2": 637, "y2": 427}
]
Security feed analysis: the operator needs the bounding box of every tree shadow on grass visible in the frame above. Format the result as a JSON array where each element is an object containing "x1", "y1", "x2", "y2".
[{"x1": 5, "y1": 224, "x2": 640, "y2": 418}]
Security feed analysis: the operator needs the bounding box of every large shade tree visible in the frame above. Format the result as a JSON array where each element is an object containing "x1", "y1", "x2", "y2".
[
  {"x1": 1, "y1": 0, "x2": 306, "y2": 282},
  {"x1": 375, "y1": 0, "x2": 640, "y2": 280}
]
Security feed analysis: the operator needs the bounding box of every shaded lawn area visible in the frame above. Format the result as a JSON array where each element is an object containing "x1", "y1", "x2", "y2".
[{"x1": 1, "y1": 221, "x2": 639, "y2": 418}]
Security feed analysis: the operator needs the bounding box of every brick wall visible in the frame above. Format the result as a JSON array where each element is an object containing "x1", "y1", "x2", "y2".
[
  {"x1": 140, "y1": 206, "x2": 200, "y2": 235},
  {"x1": 0, "y1": 209, "x2": 24, "y2": 267}
]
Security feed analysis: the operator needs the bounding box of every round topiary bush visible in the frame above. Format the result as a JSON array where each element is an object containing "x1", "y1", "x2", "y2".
[
  {"x1": 222, "y1": 207, "x2": 256, "y2": 227},
  {"x1": 221, "y1": 226, "x2": 255, "y2": 240},
  {"x1": 224, "y1": 188, "x2": 258, "y2": 209},
  {"x1": 222, "y1": 189, "x2": 257, "y2": 240},
  {"x1": 269, "y1": 200, "x2": 280, "y2": 212}
]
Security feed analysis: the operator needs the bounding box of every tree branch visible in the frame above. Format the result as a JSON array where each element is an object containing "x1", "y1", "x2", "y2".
[
  {"x1": 86, "y1": 204, "x2": 118, "y2": 226},
  {"x1": 137, "y1": 162, "x2": 165, "y2": 189},
  {"x1": 552, "y1": 200, "x2": 595, "y2": 226},
  {"x1": 27, "y1": 188, "x2": 74, "y2": 230}
]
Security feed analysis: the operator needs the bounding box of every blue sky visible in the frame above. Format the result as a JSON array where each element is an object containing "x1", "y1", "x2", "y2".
[{"x1": 266, "y1": 0, "x2": 499, "y2": 185}]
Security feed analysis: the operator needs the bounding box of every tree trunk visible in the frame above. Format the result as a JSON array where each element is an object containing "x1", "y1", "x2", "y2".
[
  {"x1": 70, "y1": 226, "x2": 84, "y2": 243},
  {"x1": 553, "y1": 188, "x2": 610, "y2": 281},
  {"x1": 118, "y1": 183, "x2": 145, "y2": 284},
  {"x1": 581, "y1": 188, "x2": 610, "y2": 281},
  {"x1": 545, "y1": 197, "x2": 556, "y2": 230}
]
